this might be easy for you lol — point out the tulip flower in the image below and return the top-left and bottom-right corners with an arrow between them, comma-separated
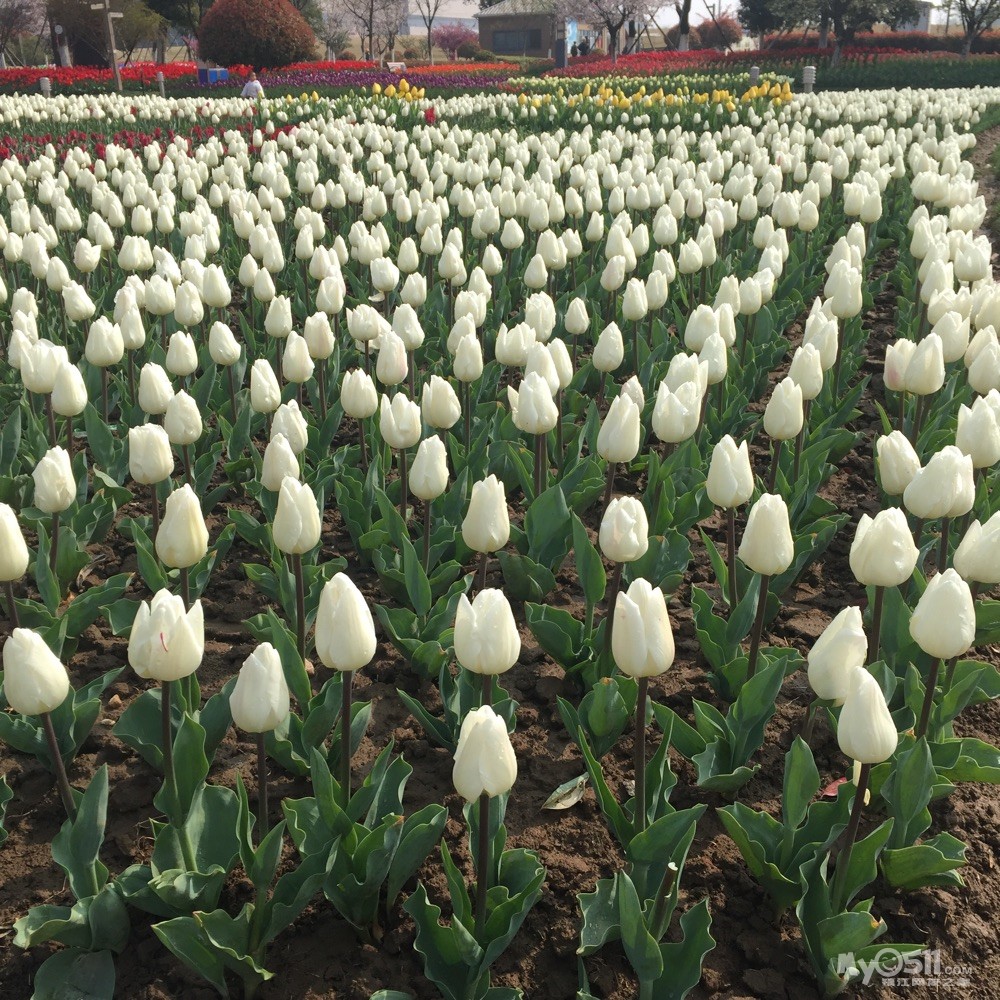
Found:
739,494 -> 794,678
454,588 -> 520,706
593,322 -> 624,400
164,390 -> 202,484
411,436 -> 449,567
156,483 -> 209,609
0,503 -> 29,625
380,393 -> 421,520
2,629 -> 74,817
230,642 -> 289,833
612,578 -> 674,832
875,431 -> 921,497
763,377 -> 804,493
463,475 -> 510,589
250,360 -> 281,416
421,375 -> 461,432
903,445 -> 974,571
452,704 -> 518,934
832,669 -> 897,910
128,588 -> 204,848
341,369 -> 378,469
261,434 -> 300,493
910,568 -> 976,736
803,605 -> 867,741
508,372 -> 558,497
165,331 -> 198,383
33,446 -> 75,575
315,573 -> 377,805
129,423 -> 173,533
597,393 -> 641,510
706,435 -> 754,609
849,508 -> 919,663
138,362 -> 174,418
273,477 -> 322,656
954,512 -> 1000,588
52,362 -> 87,455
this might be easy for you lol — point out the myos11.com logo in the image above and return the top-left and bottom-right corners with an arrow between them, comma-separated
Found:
836,948 -> 974,988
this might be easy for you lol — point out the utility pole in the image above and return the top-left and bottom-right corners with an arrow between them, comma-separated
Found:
90,0 -> 123,92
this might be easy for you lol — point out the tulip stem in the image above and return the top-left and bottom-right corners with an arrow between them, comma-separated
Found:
101,368 -> 110,424
937,517 -> 950,574
226,364 -> 239,424
179,566 -> 191,612
868,585 -> 885,664
463,383 -> 472,453
793,400 -> 811,483
182,445 -> 193,487
151,485 -> 161,538
534,433 -> 546,499
423,499 -> 433,571
800,697 -> 818,744
634,676 -> 649,835
292,553 -> 305,660
42,711 -> 76,822
317,360 -> 328,421
340,669 -> 353,808
597,371 -> 607,405
256,732 -> 269,839
161,679 -> 175,794
359,418 -> 369,472
475,551 -> 488,593
127,352 -> 137,409
45,395 -> 57,447
398,448 -> 409,522
481,672 -> 492,709
556,389 -> 564,466
831,762 -> 871,913
474,791 -> 490,941
603,561 -> 624,655
648,862 -> 679,941
912,394 -> 928,449
65,416 -> 73,461
746,574 -> 771,680
916,658 -> 943,739
603,461 -> 617,511
725,507 -> 738,610
767,439 -> 782,494
4,579 -> 19,628
49,513 -> 60,576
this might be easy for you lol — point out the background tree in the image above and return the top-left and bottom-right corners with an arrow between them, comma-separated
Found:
953,0 -> 1000,55
412,0 -> 444,60
117,0 -> 168,62
737,0 -> 786,44
327,0 -> 405,58
431,23 -> 476,57
0,0 -> 41,65
671,0 -> 693,48
696,11 -> 742,46
198,0 -> 318,66
573,0 -> 655,60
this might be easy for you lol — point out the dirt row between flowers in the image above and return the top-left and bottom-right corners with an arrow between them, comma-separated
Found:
4,149 -> 1000,1000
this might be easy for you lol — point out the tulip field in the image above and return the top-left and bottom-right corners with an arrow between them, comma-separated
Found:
3,79 -> 1000,1000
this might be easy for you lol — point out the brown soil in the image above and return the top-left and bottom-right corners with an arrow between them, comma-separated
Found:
4,144 -> 1000,1000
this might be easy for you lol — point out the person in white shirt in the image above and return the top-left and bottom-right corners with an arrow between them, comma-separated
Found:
241,72 -> 264,100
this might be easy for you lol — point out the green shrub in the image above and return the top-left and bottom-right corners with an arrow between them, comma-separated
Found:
198,0 -> 317,69
457,40 -> 479,59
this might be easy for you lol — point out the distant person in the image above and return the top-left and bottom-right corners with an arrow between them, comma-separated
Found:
579,38 -> 589,56
570,42 -> 579,57
241,71 -> 264,100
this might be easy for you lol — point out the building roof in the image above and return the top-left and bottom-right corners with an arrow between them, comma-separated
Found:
475,0 -> 557,18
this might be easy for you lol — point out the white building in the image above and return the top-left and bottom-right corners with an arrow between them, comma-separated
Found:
401,0 -> 480,36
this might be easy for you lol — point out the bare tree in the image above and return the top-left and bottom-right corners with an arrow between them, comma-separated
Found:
572,0 -> 654,60
412,0 -> 443,60
0,0 -> 42,65
672,0 -> 693,48
325,0 -> 405,59
953,0 -> 1000,55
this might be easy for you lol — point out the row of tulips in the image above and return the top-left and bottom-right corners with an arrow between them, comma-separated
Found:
0,82 -> 998,1000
